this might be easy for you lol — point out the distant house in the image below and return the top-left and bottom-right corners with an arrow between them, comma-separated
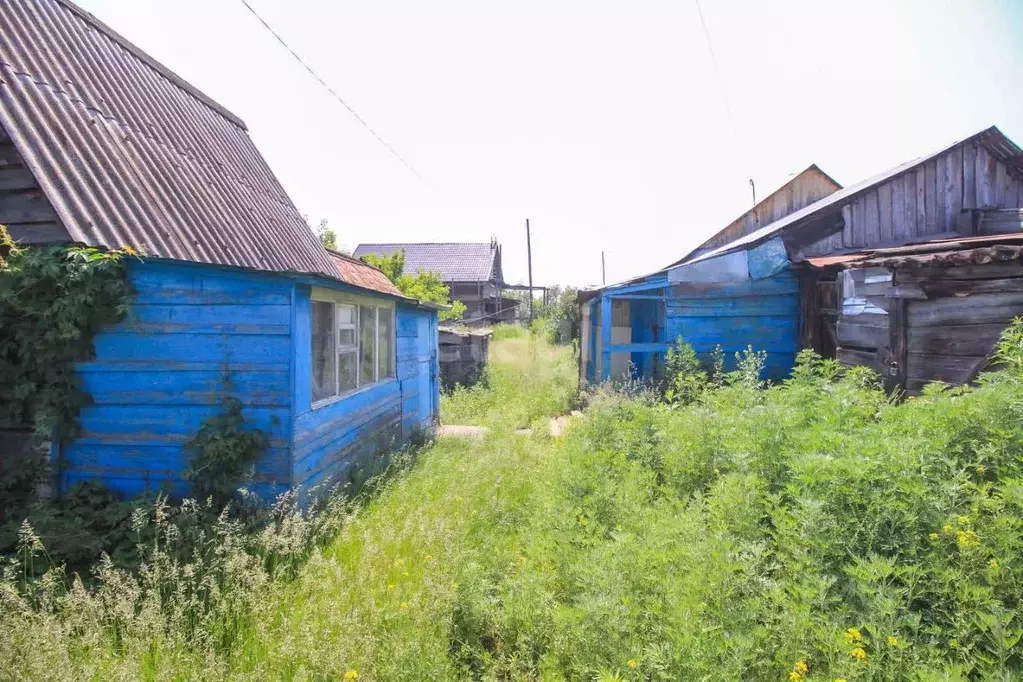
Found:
580,126 -> 1023,391
353,241 -> 520,324
0,0 -> 440,500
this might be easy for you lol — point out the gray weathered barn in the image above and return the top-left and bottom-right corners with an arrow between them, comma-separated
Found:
580,126 -> 1023,391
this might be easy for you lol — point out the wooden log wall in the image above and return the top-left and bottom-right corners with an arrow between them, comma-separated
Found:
791,141 -> 1023,260
835,260 -> 1023,392
0,125 -> 69,243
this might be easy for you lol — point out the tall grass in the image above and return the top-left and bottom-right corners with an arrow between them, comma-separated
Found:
5,327 -> 1023,680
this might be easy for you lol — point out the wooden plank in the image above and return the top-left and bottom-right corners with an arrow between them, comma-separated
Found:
837,319 -> 889,349
903,173 -> 917,238
908,290 -> 1023,327
919,277 -> 1023,298
906,352 -> 988,384
864,191 -> 882,246
851,196 -> 865,248
888,299 -> 907,393
915,167 -> 927,237
963,142 -> 977,209
997,161 -> 1016,207
878,181 -> 894,244
908,323 -> 1007,357
798,268 -> 820,352
944,146 -> 963,231
890,176 -> 906,243
842,203 -> 854,248
925,160 -> 939,234
896,261 -> 1023,283
4,221 -> 69,244
838,346 -> 879,371
977,145 -> 997,208
0,190 -> 58,223
0,166 -> 38,191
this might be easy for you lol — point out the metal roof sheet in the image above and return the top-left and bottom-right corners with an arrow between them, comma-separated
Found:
353,242 -> 498,283
688,126 -> 1023,266
0,0 -> 339,279
328,250 -> 403,297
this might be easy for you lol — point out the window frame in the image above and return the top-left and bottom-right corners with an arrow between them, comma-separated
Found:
310,288 -> 396,409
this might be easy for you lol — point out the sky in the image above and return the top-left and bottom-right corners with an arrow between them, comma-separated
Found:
76,0 -> 1023,288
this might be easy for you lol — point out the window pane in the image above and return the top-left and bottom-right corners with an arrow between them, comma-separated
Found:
338,304 -> 357,348
378,308 -> 393,379
339,350 -> 358,393
311,301 -> 336,402
360,305 -> 376,385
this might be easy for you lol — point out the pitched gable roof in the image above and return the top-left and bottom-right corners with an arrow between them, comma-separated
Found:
327,250 -> 403,297
688,126 -> 1023,265
0,0 -> 338,279
353,242 -> 498,283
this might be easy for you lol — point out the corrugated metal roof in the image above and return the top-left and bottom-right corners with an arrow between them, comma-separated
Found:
0,0 -> 339,279
328,250 -> 403,297
689,126 -> 1023,266
806,232 -> 1023,269
353,242 -> 497,283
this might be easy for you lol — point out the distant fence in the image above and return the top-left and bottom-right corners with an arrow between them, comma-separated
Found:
439,328 -> 491,390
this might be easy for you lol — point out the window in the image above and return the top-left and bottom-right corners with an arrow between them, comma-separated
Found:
311,292 -> 395,405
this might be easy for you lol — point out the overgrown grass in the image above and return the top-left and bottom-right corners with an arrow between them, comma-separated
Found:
440,334 -> 578,428
5,328 -> 1023,680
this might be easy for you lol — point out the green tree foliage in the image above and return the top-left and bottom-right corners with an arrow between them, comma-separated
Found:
532,285 -> 580,344
315,218 -> 338,251
362,249 -> 467,322
184,397 -> 269,507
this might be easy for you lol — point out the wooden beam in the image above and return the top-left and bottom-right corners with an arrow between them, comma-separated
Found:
600,295 -> 612,382
887,298 -> 907,394
603,277 -> 668,296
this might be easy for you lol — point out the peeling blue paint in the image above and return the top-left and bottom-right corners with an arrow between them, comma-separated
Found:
57,260 -> 439,502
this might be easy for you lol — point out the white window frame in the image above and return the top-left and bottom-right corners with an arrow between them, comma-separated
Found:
311,288 -> 396,409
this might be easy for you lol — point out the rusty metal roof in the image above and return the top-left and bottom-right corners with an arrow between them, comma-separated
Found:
806,232 -> 1023,269
0,0 -> 339,279
328,250 -> 404,297
689,126 -> 1023,265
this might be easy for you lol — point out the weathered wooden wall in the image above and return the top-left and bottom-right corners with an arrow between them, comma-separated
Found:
63,260 -> 295,499
438,328 -> 490,389
696,166 -> 840,254
835,260 -> 1023,391
793,141 -> 1023,259
59,260 -> 439,501
0,124 -> 69,244
292,298 -> 437,495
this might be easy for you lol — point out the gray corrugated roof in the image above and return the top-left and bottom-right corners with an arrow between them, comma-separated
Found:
353,242 -> 497,282
0,0 -> 339,279
688,126 -> 1023,265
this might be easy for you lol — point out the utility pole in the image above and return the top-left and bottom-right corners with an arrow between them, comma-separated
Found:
601,251 -> 606,285
526,218 -> 534,323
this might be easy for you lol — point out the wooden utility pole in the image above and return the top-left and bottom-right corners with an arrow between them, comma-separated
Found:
526,218 -> 534,322
601,251 -> 606,285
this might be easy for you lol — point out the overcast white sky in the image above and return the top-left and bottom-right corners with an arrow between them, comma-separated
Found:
77,0 -> 1022,287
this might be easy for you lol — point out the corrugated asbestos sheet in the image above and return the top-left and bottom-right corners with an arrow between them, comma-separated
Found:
353,242 -> 497,283
0,0 -> 339,279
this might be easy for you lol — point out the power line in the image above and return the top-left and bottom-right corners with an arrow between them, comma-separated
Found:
238,0 -> 426,182
692,0 -> 738,138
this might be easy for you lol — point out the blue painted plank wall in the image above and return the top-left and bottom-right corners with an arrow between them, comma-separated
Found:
290,296 -> 437,500
64,260 -> 294,499
665,270 -> 800,380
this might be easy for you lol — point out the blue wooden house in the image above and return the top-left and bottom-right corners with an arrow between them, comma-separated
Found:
580,127 -> 1023,386
0,0 -> 440,499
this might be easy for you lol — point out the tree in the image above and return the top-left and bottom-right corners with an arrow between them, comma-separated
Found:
362,250 -> 467,322
315,218 -> 337,251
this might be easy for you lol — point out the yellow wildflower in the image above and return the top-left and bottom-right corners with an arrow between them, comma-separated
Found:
850,647 -> 867,660
835,679 -> 848,682
627,659 -> 638,669
386,583 -> 395,591
789,672 -> 803,682
976,465 -> 986,474
455,496 -> 464,503
794,660 -> 809,674
344,671 -> 359,681
990,559 -> 1000,569
578,515 -> 587,527
844,627 -> 862,644
957,515 -> 971,525
518,555 -> 527,566
943,524 -> 953,534
887,635 -> 899,646
929,532 -> 939,541
400,601 -> 409,610
956,529 -> 980,548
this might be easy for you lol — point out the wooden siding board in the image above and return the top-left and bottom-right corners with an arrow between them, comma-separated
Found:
878,182 -> 894,244
977,145 -> 997,208
925,160 -> 939,234
842,204 -> 854,248
864,191 -> 882,245
889,177 -> 905,243
963,143 -> 977,209
915,168 -> 927,238
944,147 -> 963,232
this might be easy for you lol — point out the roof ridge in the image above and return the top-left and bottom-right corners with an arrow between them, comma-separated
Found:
356,241 -> 494,247
53,0 -> 248,130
